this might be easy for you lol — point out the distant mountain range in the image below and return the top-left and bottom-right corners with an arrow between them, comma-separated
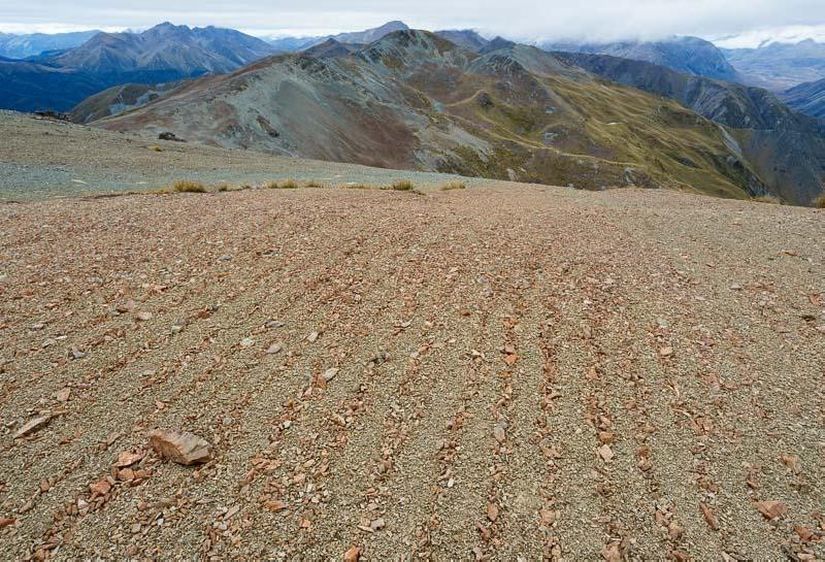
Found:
265,21 -> 409,53
0,23 -> 277,112
0,30 -> 99,59
44,23 -> 275,75
723,40 -> 825,91
541,37 -> 740,82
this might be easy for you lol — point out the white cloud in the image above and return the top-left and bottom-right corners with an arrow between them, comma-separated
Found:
712,24 -> 825,48
0,22 -> 123,34
0,0 -> 824,44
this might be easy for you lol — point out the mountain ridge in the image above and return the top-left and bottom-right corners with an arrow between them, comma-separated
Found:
782,77 -> 825,120
95,29 -> 800,202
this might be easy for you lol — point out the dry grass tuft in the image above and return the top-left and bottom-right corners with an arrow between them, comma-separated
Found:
440,181 -> 467,191
171,180 -> 207,193
267,179 -> 300,189
149,145 -> 163,152
390,179 -> 414,191
813,193 -> 825,208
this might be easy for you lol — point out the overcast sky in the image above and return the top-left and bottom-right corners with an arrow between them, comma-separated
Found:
2,0 -> 825,46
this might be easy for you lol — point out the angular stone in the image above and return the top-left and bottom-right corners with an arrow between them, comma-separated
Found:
598,444 -> 614,462
540,508 -> 557,526
756,500 -> 787,520
14,415 -> 51,439
148,429 -> 211,466
90,478 -> 112,496
344,546 -> 361,562
700,502 -> 719,530
265,499 -> 288,512
493,425 -> 506,443
114,450 -> 145,468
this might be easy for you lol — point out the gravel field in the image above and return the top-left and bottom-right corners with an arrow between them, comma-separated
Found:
1,110 -> 824,560
0,176 -> 823,560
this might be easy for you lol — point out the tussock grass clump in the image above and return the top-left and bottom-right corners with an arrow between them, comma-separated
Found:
149,145 -> 163,152
390,180 -> 414,191
341,183 -> 374,190
171,180 -> 207,193
267,179 -> 300,189
440,181 -> 466,191
753,194 -> 782,205
219,184 -> 252,193
813,193 -> 825,208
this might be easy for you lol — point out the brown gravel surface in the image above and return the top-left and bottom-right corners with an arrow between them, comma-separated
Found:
0,185 -> 823,561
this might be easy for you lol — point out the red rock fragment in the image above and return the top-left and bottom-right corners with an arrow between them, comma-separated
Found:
601,541 -> 622,562
89,478 -> 112,496
780,454 -> 801,474
672,550 -> 689,562
756,500 -> 787,520
598,431 -> 615,444
700,502 -> 719,530
265,500 -> 288,512
148,429 -> 211,466
343,546 -> 361,562
117,469 -> 136,481
795,526 -> 814,542
598,444 -> 614,462
540,508 -> 557,527
114,450 -> 144,468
